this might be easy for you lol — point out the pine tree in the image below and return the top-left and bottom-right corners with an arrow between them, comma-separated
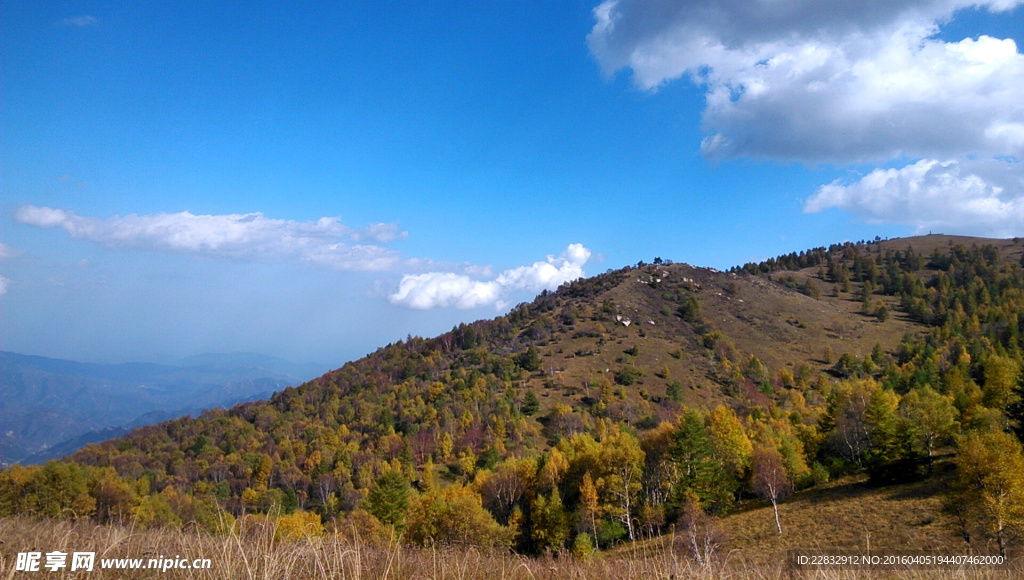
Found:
365,470 -> 411,531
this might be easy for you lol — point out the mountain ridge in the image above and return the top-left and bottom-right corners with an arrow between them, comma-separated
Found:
0,350 -> 329,466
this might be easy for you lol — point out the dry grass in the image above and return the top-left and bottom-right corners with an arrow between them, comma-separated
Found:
718,473 -> 963,557
1,516 -> 1018,579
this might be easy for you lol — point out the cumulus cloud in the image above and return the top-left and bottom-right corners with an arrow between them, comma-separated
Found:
805,158 -> 1024,236
389,274 -> 502,310
589,0 -> 1024,235
389,243 -> 592,310
589,0 -> 1024,163
14,206 -> 407,271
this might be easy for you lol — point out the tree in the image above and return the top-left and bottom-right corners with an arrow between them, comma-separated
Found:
90,467 -> 137,525
521,390 -> 540,416
823,379 -> 877,466
640,422 -> 678,513
952,430 -> 1024,557
32,461 -> 96,520
599,426 -> 645,541
478,456 -> 536,525
831,353 -> 859,378
706,405 -> 752,482
681,490 -> 720,567
669,409 -> 733,514
571,532 -> 597,561
752,444 -> 792,535
875,304 -> 889,322
863,386 -> 919,483
405,484 -> 511,548
982,355 -> 1021,417
517,346 -> 542,372
899,387 -> 959,473
531,488 -> 569,553
365,470 -> 411,531
804,278 -> 822,300
678,296 -> 701,323
666,380 -> 683,402
579,471 -> 601,543
615,365 -> 643,386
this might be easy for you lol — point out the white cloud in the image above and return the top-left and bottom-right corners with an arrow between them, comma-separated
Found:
389,273 -> 502,310
589,0 -> 1024,235
805,158 -> 1024,236
14,206 -> 406,271
0,275 -> 8,296
389,243 -> 592,310
588,0 -> 1024,163
58,15 -> 99,27
0,242 -> 19,260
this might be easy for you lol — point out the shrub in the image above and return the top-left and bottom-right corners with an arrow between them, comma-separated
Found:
571,532 -> 597,560
275,510 -> 324,540
615,366 -> 643,386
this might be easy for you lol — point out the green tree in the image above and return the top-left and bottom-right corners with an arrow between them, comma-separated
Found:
669,409 -> 733,515
678,296 -> 701,323
517,346 -> 542,372
365,470 -> 411,531
571,532 -> 597,560
522,390 -> 540,416
823,379 -> 877,467
615,365 -> 643,386
666,380 -> 683,402
132,490 -> 181,529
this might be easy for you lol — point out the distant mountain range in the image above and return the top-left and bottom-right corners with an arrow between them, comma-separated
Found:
0,351 -> 328,466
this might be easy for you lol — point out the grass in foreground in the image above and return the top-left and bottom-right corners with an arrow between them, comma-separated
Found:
1,516 -> 1018,579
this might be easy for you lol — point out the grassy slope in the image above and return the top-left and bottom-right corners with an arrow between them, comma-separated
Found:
511,257 -> 919,419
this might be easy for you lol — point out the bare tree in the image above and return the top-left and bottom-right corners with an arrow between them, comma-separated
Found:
316,473 -> 336,505
681,490 -> 721,567
752,444 -> 792,535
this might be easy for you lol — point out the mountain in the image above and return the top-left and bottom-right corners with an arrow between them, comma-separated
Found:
0,351 -> 328,466
4,234 -> 1024,556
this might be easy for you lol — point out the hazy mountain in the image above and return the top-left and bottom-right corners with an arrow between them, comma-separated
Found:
0,351 -> 328,466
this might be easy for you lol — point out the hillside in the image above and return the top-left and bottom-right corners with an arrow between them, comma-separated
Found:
2,234 -> 1023,562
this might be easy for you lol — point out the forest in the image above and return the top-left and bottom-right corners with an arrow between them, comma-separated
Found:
2,235 -> 1023,562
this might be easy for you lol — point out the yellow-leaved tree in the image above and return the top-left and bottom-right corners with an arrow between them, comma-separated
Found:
952,430 -> 1024,557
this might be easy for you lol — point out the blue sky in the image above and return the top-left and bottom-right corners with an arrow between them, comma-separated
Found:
2,1 -> 1022,366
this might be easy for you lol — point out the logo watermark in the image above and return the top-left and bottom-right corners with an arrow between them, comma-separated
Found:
15,551 -> 211,573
